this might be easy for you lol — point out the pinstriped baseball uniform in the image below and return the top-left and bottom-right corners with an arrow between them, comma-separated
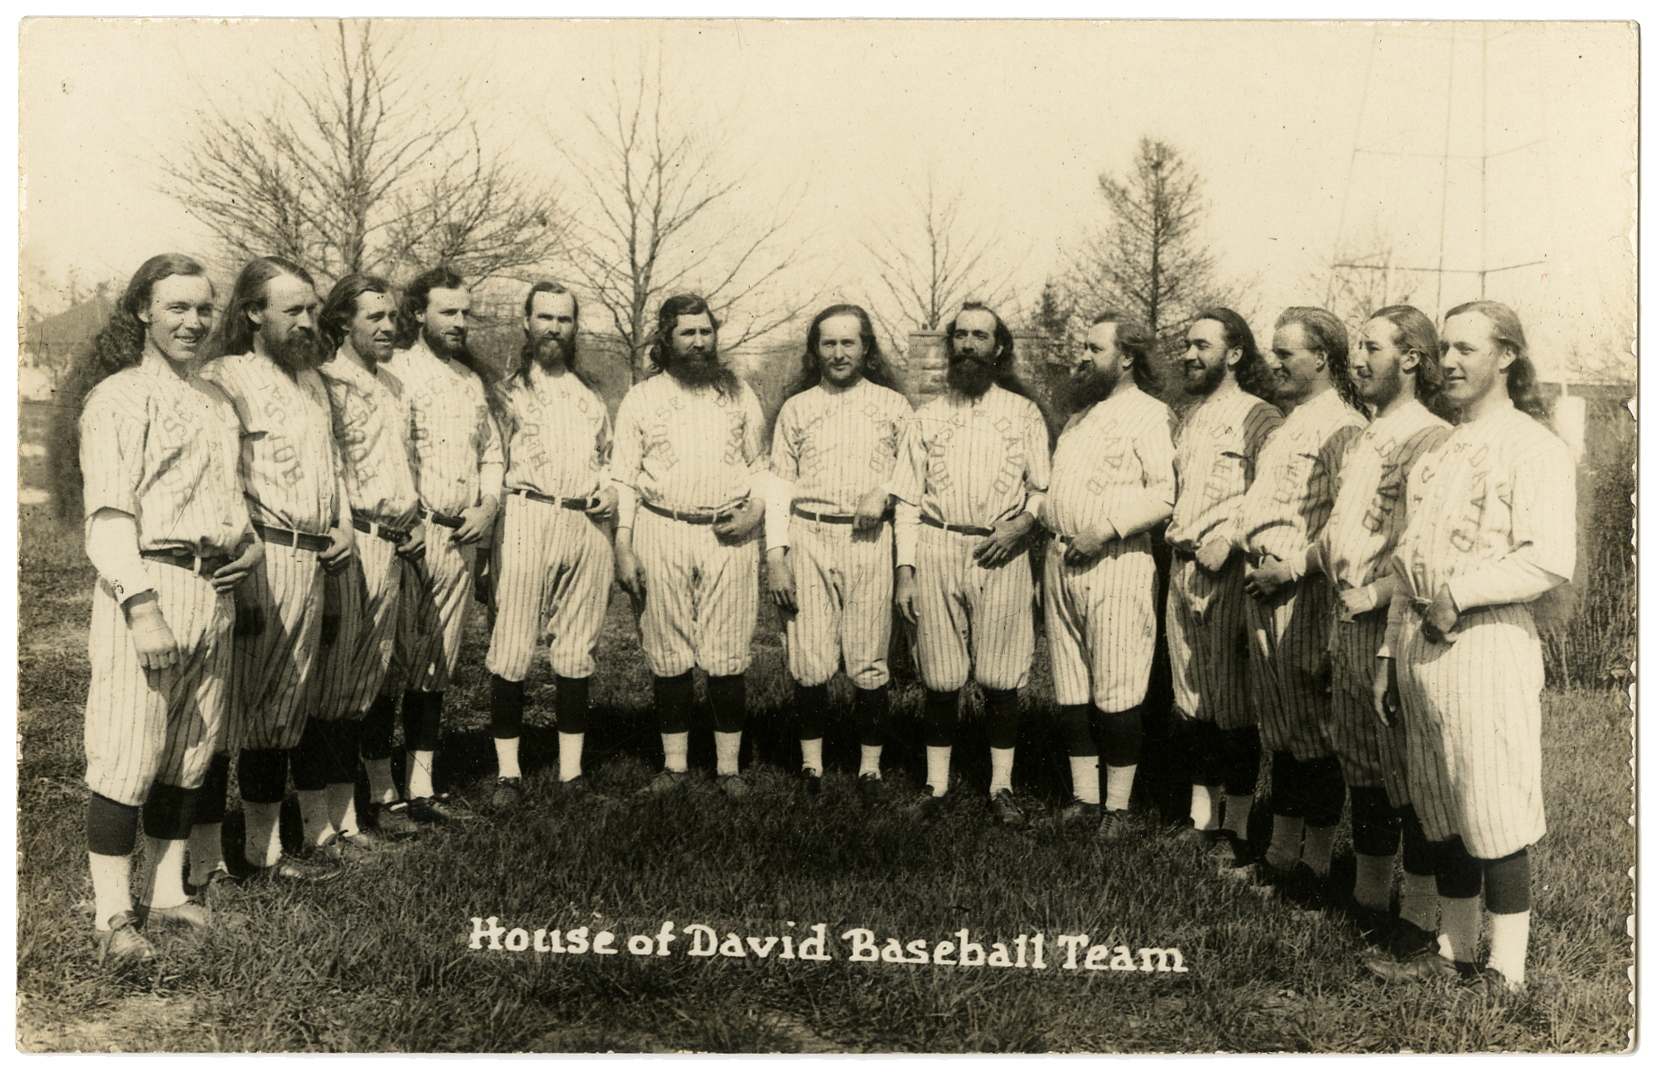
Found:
382,338 -> 505,693
890,384 -> 1051,693
1041,383 -> 1175,710
1319,400 -> 1450,799
80,354 -> 246,805
766,378 -> 911,690
309,350 -> 420,721
1236,388 -> 1366,760
613,373 -> 769,677
486,366 -> 614,682
1164,386 -> 1283,730
201,352 -> 343,752
1388,405 -> 1575,859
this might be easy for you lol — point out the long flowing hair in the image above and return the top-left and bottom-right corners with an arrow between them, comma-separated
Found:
396,265 -> 484,375
1443,299 -> 1549,421
647,294 -> 740,398
48,253 -> 210,520
208,255 -> 314,360
1276,306 -> 1365,415
1191,306 -> 1270,402
1369,304 -> 1454,421
783,303 -> 898,401
320,273 -> 395,355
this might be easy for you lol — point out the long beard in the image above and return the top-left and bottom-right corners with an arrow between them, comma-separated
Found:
1069,366 -> 1117,409
271,329 -> 324,372
669,351 -> 734,391
532,335 -> 572,372
1184,360 -> 1226,397
946,356 -> 995,397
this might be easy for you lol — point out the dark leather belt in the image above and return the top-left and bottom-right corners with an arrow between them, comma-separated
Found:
642,500 -> 722,526
141,549 -> 231,577
512,488 -> 595,512
1171,546 -> 1197,561
421,507 -> 467,530
352,511 -> 411,546
920,513 -> 993,538
253,522 -> 331,552
792,504 -> 893,525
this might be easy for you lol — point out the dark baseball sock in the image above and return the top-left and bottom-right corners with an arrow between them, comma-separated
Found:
322,719 -> 361,786
360,694 -> 399,760
289,719 -> 331,792
1482,848 -> 1532,915
1271,750 -> 1303,819
402,690 -> 443,753
1175,713 -> 1218,786
1399,805 -> 1434,876
1058,704 -> 1096,756
707,675 -> 745,734
238,748 -> 289,805
554,676 -> 590,736
141,782 -> 198,841
1221,726 -> 1262,796
1349,785 -> 1400,857
87,793 -> 139,857
1300,754 -> 1347,829
923,688 -> 959,748
1433,835 -> 1484,900
982,687 -> 1020,751
490,675 -> 524,739
192,753 -> 232,826
853,686 -> 887,747
795,681 -> 831,742
1099,705 -> 1144,767
655,672 -> 694,735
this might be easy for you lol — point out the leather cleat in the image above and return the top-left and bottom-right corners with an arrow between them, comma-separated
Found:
798,770 -> 823,798
1351,905 -> 1396,949
408,793 -> 477,825
183,865 -> 234,900
990,788 -> 1027,829
1098,808 -> 1132,842
558,774 -> 592,804
136,901 -> 213,933
1469,965 -> 1527,1000
1178,826 -> 1220,852
256,853 -> 344,885
1366,948 -> 1461,986
96,911 -> 157,970
1385,919 -> 1439,961
642,769 -> 690,796
856,773 -> 887,805
718,773 -> 751,801
1207,831 -> 1256,869
317,830 -> 384,866
489,776 -> 524,811
1057,799 -> 1102,828
903,786 -> 947,821
364,800 -> 419,839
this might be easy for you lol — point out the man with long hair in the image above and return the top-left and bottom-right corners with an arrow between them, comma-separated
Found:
1368,300 -> 1574,997
309,273 -> 426,845
380,266 -> 504,824
53,254 -> 263,967
1164,308 -> 1282,863
1313,305 -> 1452,955
199,256 -> 354,884
1040,314 -> 1176,839
1234,306 -> 1366,907
765,304 -> 910,800
891,302 -> 1051,827
482,282 -> 617,810
612,294 -> 768,798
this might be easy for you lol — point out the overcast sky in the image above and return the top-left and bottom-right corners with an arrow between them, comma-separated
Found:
17,18 -> 1636,377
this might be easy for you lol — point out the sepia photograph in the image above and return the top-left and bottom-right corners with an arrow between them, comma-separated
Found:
13,14 -> 1637,1054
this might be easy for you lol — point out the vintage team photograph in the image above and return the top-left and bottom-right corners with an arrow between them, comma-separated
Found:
14,16 -> 1636,1053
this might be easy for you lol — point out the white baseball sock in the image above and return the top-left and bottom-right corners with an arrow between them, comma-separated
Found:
1399,872 -> 1439,933
1103,764 -> 1137,812
1300,825 -> 1337,878
558,732 -> 585,782
800,738 -> 824,776
1353,853 -> 1394,912
1266,815 -> 1304,872
989,747 -> 1016,796
714,731 -> 742,777
924,746 -> 952,795
1189,784 -> 1219,830
1485,910 -> 1530,985
363,758 -> 399,805
858,744 -> 883,779
406,750 -> 436,800
494,736 -> 521,780
242,800 -> 284,868
89,851 -> 133,932
187,824 -> 225,885
327,783 -> 359,838
662,732 -> 689,773
1437,896 -> 1482,964
138,836 -> 189,910
1070,756 -> 1101,805
297,789 -> 334,849
1224,793 -> 1254,840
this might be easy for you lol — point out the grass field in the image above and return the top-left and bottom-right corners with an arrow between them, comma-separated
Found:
14,401 -> 1635,1053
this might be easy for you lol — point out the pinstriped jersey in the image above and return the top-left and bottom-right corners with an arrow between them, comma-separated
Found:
766,378 -> 911,547
494,365 -> 612,499
1165,385 -> 1282,551
1042,383 -> 1176,541
890,384 -> 1051,527
612,372 -> 769,512
317,350 -> 420,531
1394,405 -> 1576,611
79,352 -> 249,555
1321,399 -> 1451,591
200,352 -> 342,533
1237,388 -> 1366,572
383,339 -> 505,517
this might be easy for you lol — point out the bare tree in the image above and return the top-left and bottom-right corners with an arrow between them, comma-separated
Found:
163,21 -> 567,288
1318,218 -> 1426,328
862,174 -> 1019,351
554,52 -> 818,381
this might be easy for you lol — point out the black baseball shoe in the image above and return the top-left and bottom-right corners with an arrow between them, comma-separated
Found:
408,793 -> 477,825
363,800 -> 419,839
989,788 -> 1027,829
798,769 -> 823,799
1365,948 -> 1463,986
558,774 -> 592,804
856,773 -> 888,806
1098,808 -> 1133,842
489,777 -> 524,811
1279,863 -> 1338,913
95,911 -> 156,970
641,769 -> 690,797
254,852 -> 345,885
1056,799 -> 1102,828
903,785 -> 947,821
718,773 -> 751,801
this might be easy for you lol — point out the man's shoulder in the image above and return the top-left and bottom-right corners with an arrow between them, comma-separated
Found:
1495,408 -> 1572,466
82,367 -> 151,417
865,381 -> 912,414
